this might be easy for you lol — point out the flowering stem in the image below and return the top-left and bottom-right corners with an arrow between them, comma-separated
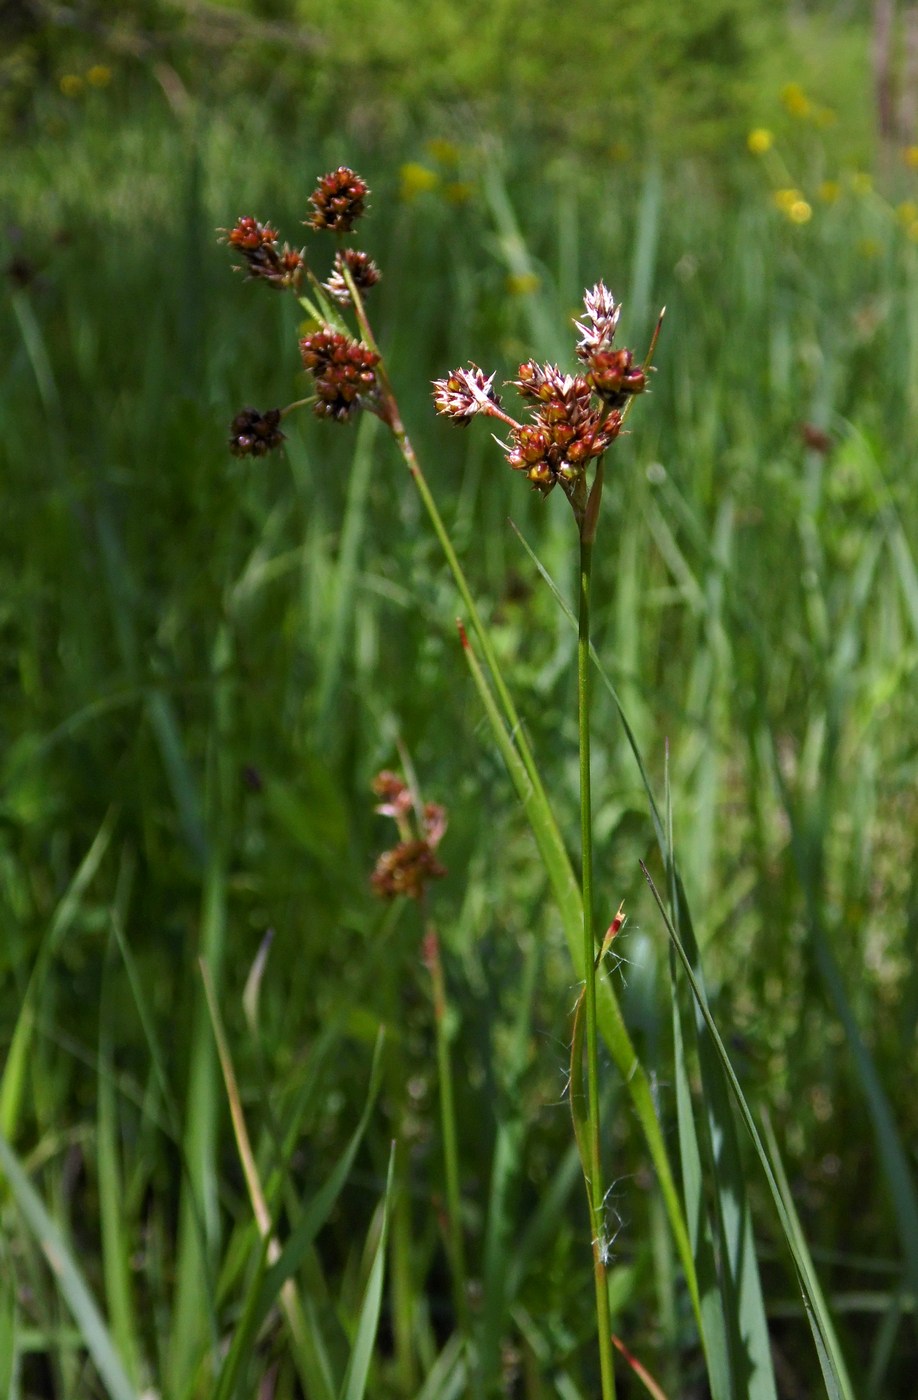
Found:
578,466 -> 616,1400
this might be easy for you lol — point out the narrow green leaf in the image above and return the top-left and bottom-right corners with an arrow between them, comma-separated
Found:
98,961 -> 141,1386
456,620 -> 701,1329
0,1132 -> 140,1400
413,1334 -> 467,1400
0,1264 -> 16,1399
642,864 -> 855,1400
213,1032 -> 385,1400
256,1033 -> 385,1326
0,809 -> 117,1140
671,972 -> 732,1400
760,1112 -> 855,1399
479,939 -> 540,1382
338,1145 -> 396,1400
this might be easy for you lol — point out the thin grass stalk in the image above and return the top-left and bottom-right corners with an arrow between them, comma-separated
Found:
390,1140 -> 418,1395
198,957 -> 316,1396
577,476 -> 616,1400
422,925 -> 473,1358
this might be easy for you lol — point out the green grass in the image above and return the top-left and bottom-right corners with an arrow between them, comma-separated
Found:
1,71 -> 918,1399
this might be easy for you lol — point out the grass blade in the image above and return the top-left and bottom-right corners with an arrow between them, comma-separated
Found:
0,1131 -> 140,1400
456,619 -> 701,1331
641,864 -> 855,1400
338,1145 -> 396,1400
760,1111 -> 855,1398
0,809 -> 117,1140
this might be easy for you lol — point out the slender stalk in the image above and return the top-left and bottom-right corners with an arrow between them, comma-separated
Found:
578,470 -> 616,1400
422,926 -> 473,1357
390,1135 -> 417,1395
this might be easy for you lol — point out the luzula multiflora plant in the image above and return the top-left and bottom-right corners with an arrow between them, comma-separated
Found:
434,293 -> 656,1400
224,169 -> 668,1397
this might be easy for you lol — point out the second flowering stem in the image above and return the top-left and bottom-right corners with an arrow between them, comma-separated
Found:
577,465 -> 617,1400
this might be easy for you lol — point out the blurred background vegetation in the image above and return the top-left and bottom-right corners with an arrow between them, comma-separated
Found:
2,1 -> 918,1397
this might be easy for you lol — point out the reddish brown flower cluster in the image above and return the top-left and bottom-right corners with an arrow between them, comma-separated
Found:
323,248 -> 381,306
370,770 -> 447,902
228,407 -> 285,458
223,169 -> 385,447
432,284 -> 648,509
224,217 -> 305,291
307,167 -> 369,234
505,363 -> 621,497
574,281 -> 646,408
299,329 -> 381,421
371,840 -> 448,901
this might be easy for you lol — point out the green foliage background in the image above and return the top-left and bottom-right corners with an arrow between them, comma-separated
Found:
1,2 -> 917,1397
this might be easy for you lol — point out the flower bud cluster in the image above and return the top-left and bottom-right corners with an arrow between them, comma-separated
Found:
370,770 -> 448,901
432,284 -> 647,507
431,364 -> 502,424
224,168 -> 382,448
575,281 -> 646,408
308,166 -> 370,233
225,217 -> 305,291
504,364 -> 622,497
228,407 -> 285,458
299,329 -> 381,421
323,248 -> 382,306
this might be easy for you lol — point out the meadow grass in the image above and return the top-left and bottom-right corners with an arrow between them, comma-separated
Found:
1,88 -> 917,1397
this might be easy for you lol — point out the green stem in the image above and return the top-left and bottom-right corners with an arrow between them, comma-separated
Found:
390,1137 -> 417,1395
422,926 -> 474,1362
578,494 -> 617,1400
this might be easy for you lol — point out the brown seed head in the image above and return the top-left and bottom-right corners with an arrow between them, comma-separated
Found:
308,167 -> 370,234
503,367 -> 621,497
225,217 -> 305,290
583,347 -> 646,408
299,328 -> 380,422
323,248 -> 381,306
370,840 -> 447,901
226,216 -> 278,252
372,770 -> 413,822
228,407 -> 285,458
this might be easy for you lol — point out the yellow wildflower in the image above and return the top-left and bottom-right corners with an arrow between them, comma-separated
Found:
747,128 -> 774,155
774,188 -> 800,211
788,199 -> 812,224
59,74 -> 84,97
902,146 -> 918,170
505,272 -> 541,297
897,200 -> 918,225
425,138 -> 461,167
818,180 -> 840,204
87,65 -> 112,87
399,163 -> 440,200
781,82 -> 810,119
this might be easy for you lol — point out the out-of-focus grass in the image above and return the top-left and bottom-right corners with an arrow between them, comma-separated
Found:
1,83 -> 917,1395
